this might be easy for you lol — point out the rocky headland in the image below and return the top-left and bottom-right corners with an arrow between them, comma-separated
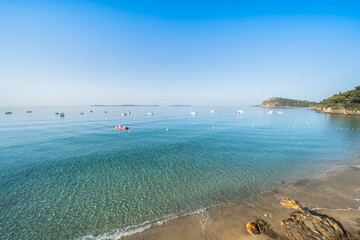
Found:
314,86 -> 360,116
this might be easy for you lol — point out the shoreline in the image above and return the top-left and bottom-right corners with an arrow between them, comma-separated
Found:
313,107 -> 360,116
118,158 -> 360,240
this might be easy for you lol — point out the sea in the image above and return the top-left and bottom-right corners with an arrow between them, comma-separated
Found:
1,106 -> 360,239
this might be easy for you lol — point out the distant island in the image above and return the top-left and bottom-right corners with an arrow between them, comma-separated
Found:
314,86 -> 360,115
92,105 -> 160,107
169,105 -> 192,107
260,97 -> 317,108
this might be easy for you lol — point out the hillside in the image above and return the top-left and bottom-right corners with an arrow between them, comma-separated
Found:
314,86 -> 360,115
260,97 -> 317,108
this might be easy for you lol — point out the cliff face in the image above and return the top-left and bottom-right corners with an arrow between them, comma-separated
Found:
313,107 -> 360,115
260,97 -> 316,108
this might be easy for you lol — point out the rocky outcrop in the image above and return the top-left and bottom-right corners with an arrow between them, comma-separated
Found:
280,199 -> 350,240
313,107 -> 360,116
280,199 -> 302,210
245,219 -> 269,235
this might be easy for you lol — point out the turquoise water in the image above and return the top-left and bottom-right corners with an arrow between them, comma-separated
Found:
1,106 -> 360,240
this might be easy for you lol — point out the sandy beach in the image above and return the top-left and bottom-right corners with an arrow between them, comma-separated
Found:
123,158 -> 360,240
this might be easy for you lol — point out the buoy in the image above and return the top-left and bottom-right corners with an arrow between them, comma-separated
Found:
212,127 -> 215,130
252,125 -> 254,127
166,128 -> 168,131
128,130 -> 131,133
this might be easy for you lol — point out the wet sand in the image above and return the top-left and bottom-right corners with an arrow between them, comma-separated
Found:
123,158 -> 360,240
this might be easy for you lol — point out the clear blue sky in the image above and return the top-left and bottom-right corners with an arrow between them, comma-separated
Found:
1,0 -> 360,106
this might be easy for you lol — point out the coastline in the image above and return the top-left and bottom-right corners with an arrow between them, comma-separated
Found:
313,107 -> 360,116
120,158 -> 360,240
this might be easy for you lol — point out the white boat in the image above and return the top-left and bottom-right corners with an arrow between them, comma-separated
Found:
210,110 -> 215,113
235,110 -> 245,114
127,111 -> 131,115
267,110 -> 273,114
190,112 -> 197,115
147,112 -> 153,115
121,112 -> 127,116
277,111 -> 283,114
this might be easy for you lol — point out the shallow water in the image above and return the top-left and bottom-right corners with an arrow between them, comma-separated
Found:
1,106 -> 360,239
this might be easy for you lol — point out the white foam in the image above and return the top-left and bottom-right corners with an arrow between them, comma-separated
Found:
79,208 -> 208,240
311,207 -> 359,212
80,222 -> 151,240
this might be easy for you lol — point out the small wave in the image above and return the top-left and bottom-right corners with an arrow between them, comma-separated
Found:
80,222 -> 152,240
311,207 -> 359,211
79,208 -> 208,240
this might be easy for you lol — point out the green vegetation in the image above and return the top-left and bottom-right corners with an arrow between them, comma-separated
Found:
260,97 -> 317,108
316,86 -> 360,111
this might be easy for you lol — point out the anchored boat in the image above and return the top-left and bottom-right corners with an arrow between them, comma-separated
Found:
115,125 -> 129,130
235,110 -> 245,114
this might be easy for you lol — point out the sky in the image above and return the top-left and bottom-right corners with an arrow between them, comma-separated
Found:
1,0 -> 360,106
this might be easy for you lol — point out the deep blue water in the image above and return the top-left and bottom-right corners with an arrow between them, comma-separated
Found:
1,106 -> 360,239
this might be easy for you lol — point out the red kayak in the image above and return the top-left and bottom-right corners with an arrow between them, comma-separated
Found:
115,125 -> 129,130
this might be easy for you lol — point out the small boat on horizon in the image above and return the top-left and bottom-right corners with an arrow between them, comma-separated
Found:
26,110 -> 32,113
115,125 -> 129,130
60,113 -> 65,117
80,112 -> 84,115
127,111 -> 131,115
267,110 -> 273,114
210,110 -> 215,113
147,112 -> 153,115
190,112 -> 197,115
122,112 -> 127,116
90,110 -> 93,113
55,112 -> 60,115
277,111 -> 283,114
5,112 -> 12,114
